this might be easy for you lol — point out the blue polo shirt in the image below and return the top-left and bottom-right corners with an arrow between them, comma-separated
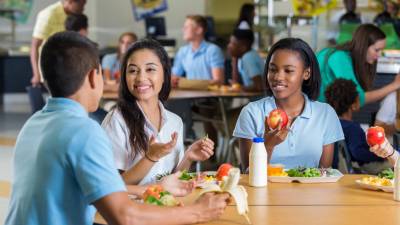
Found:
5,98 -> 126,225
238,49 -> 264,87
172,40 -> 224,80
233,95 -> 344,168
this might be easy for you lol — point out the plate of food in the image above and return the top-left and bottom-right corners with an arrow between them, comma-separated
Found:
355,169 -> 394,192
268,166 -> 343,183
179,170 -> 218,188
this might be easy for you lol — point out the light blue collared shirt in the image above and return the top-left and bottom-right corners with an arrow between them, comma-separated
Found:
233,95 -> 344,168
172,40 -> 224,80
5,98 -> 126,225
238,49 -> 264,87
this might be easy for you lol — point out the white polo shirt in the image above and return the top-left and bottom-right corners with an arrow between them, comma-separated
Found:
376,91 -> 396,125
101,102 -> 185,185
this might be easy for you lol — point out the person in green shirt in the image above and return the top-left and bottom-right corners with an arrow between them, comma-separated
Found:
317,23 -> 400,106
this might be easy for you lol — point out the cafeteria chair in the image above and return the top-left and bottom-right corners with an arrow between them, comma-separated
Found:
26,85 -> 45,114
336,23 -> 359,45
333,140 -> 360,174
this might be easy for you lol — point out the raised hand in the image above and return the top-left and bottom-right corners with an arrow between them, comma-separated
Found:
263,116 -> 291,151
146,132 -> 178,161
185,137 -> 214,162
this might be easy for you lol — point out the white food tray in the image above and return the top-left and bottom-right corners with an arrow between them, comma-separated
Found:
268,169 -> 343,183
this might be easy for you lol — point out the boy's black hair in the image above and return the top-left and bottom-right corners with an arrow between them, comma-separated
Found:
325,78 -> 358,116
65,13 -> 88,32
232,29 -> 254,49
264,38 -> 321,100
40,31 -> 99,97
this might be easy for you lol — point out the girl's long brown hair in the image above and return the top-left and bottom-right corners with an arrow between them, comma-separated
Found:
117,39 -> 171,158
329,24 -> 385,90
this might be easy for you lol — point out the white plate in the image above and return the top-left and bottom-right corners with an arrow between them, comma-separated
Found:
268,169 -> 344,183
355,179 -> 393,193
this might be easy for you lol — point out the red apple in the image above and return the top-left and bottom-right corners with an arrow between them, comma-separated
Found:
366,126 -> 385,146
267,109 -> 288,130
216,163 -> 233,181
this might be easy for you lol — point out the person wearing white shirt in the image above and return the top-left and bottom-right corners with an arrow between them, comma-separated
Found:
102,39 -> 214,185
375,91 -> 399,136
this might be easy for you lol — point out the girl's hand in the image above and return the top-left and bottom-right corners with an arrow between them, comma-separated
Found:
147,132 -> 178,161
263,116 -> 291,152
185,137 -> 214,162
369,138 -> 394,158
159,171 -> 195,197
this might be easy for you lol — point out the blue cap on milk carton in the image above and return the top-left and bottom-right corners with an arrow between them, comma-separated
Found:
252,137 -> 264,143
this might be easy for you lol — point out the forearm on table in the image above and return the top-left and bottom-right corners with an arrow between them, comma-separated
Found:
95,192 -> 201,225
211,68 -> 224,85
122,157 -> 156,185
126,185 -> 147,196
365,83 -> 398,104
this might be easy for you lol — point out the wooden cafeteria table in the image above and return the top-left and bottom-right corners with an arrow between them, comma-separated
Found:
94,175 -> 400,225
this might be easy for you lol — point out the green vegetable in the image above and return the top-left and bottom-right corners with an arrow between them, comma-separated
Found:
287,167 -> 321,177
144,195 -> 163,206
378,168 -> 394,179
179,170 -> 194,180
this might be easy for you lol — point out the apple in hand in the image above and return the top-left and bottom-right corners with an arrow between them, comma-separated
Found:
366,126 -> 385,146
266,109 -> 288,130
216,163 -> 233,181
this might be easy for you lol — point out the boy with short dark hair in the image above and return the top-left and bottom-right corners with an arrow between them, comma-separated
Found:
65,13 -> 88,36
5,31 -> 229,225
227,29 -> 264,92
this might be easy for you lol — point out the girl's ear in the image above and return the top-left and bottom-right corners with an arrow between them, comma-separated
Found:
303,68 -> 311,81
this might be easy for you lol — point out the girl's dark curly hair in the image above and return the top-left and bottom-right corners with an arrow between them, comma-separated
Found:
325,78 -> 358,116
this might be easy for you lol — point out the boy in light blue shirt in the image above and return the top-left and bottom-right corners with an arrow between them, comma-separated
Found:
227,29 -> 264,92
5,31 -> 229,225
171,15 -> 224,86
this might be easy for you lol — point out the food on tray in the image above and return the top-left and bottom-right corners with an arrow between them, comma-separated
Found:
287,167 -> 321,177
378,168 -> 394,179
197,167 -> 250,224
230,83 -> 242,92
267,109 -> 288,130
268,164 -> 287,176
366,126 -> 385,146
143,185 -> 181,206
216,163 -> 233,181
360,176 -> 393,187
207,84 -> 242,92
178,170 -> 217,187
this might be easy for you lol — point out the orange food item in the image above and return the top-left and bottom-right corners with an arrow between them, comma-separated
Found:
230,83 -> 242,92
142,185 -> 163,200
268,164 -> 284,176
220,85 -> 230,92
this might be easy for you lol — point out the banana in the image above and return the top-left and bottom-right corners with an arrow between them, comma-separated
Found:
197,168 -> 251,224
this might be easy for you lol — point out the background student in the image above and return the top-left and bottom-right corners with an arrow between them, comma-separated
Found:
227,29 -> 264,92
317,24 -> 400,106
325,78 -> 392,174
30,0 -> 86,86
